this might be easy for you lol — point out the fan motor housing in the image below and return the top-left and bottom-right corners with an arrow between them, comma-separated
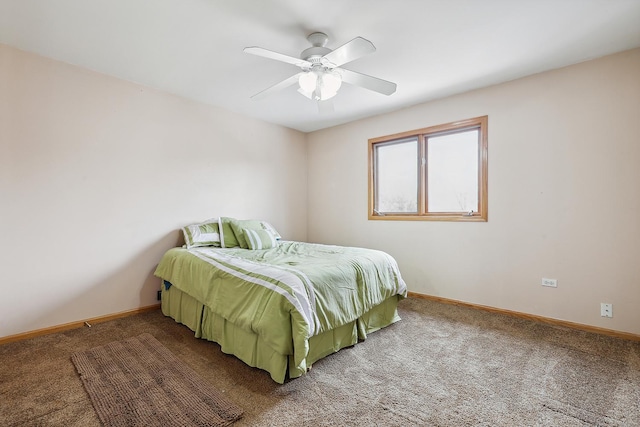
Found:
301,32 -> 332,62
301,46 -> 331,62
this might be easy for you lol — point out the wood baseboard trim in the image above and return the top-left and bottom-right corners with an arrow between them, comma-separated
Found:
0,304 -> 161,345
408,292 -> 640,342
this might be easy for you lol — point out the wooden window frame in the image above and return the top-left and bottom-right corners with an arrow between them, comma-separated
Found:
368,116 -> 488,222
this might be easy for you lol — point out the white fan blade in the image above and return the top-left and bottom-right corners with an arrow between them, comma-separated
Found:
322,37 -> 376,67
339,68 -> 397,95
250,73 -> 302,100
244,47 -> 311,68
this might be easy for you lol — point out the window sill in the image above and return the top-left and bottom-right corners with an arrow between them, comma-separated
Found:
368,214 -> 487,222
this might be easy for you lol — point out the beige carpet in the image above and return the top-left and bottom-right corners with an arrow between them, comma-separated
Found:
1,297 -> 639,426
71,333 -> 243,427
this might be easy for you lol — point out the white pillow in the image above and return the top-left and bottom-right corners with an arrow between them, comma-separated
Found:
260,221 -> 282,240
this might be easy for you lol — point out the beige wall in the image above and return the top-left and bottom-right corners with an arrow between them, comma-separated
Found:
0,44 -> 307,338
2,43 -> 639,339
307,49 -> 640,335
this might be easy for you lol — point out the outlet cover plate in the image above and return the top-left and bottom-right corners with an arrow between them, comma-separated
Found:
600,303 -> 613,318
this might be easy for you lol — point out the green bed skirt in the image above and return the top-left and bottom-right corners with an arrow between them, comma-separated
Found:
161,284 -> 402,383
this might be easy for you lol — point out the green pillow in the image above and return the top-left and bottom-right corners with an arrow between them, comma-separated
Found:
182,219 -> 221,248
243,228 -> 278,250
223,217 -> 266,249
218,217 -> 240,248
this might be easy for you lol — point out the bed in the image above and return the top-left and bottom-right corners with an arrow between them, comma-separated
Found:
154,218 -> 407,383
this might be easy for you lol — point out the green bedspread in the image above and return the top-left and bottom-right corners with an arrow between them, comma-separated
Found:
154,241 -> 407,375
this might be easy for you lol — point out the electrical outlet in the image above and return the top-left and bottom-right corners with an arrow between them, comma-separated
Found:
541,278 -> 557,287
600,303 -> 613,318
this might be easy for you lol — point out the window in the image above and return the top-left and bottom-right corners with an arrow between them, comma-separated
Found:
369,116 -> 487,221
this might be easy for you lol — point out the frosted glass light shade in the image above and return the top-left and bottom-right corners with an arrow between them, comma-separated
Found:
320,71 -> 342,100
298,72 -> 318,93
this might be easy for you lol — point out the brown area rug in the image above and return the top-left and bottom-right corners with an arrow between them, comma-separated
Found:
71,333 -> 243,427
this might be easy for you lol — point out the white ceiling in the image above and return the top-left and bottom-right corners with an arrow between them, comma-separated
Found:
1,0 -> 639,133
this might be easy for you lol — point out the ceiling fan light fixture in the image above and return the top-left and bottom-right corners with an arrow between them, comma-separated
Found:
298,69 -> 342,101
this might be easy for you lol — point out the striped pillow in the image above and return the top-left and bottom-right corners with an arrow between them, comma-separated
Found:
243,228 -> 278,250
182,219 -> 221,248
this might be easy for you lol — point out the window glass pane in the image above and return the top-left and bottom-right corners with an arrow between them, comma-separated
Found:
375,139 -> 418,213
427,130 -> 478,213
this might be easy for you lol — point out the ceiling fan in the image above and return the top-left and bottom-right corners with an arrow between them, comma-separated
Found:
243,32 -> 397,103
